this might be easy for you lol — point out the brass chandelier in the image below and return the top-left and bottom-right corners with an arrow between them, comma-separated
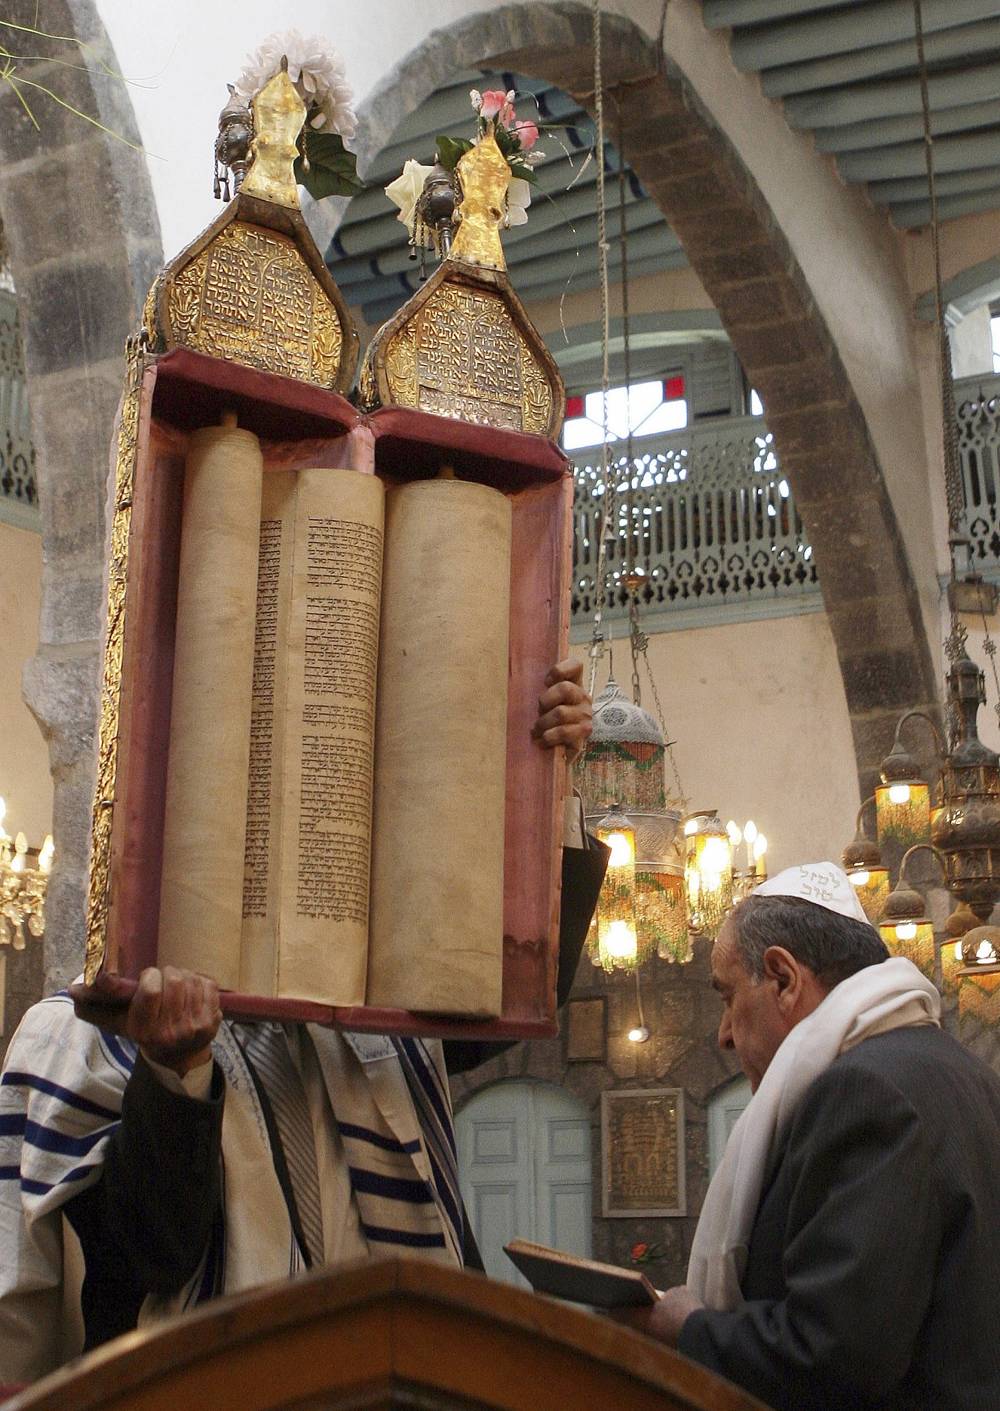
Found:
574,5 -> 769,980
841,0 -> 1000,1027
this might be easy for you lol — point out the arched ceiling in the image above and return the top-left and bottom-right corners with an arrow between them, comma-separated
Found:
704,0 -> 1000,229
326,70 -> 688,333
330,5 -> 1000,343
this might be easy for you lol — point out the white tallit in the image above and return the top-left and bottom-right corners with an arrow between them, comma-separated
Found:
687,956 -> 940,1311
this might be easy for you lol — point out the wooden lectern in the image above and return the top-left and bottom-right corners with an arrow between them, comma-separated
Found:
2,1259 -> 771,1411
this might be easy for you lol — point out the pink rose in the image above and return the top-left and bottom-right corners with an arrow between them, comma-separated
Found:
514,119 -> 539,150
479,89 -> 507,119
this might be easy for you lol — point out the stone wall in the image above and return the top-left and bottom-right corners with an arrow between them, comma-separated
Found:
0,1 -> 162,989
450,938 -> 741,1293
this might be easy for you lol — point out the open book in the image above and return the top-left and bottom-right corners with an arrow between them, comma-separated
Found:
504,1239 -> 659,1308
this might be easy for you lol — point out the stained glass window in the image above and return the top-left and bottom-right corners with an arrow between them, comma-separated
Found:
562,376 -> 687,451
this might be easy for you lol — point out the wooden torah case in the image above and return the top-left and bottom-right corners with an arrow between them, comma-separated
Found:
82,73 -> 573,1040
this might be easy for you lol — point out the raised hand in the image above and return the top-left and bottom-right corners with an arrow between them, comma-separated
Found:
531,658 -> 593,764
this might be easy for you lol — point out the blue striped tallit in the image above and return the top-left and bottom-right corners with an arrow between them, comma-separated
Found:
0,993 -> 133,1381
392,1037 -> 464,1261
310,1028 -> 459,1265
0,1000 -> 459,1381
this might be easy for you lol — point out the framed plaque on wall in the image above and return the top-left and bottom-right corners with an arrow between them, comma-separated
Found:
565,996 -> 606,1062
601,1088 -> 686,1218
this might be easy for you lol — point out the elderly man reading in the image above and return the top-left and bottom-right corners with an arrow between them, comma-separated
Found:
634,862 -> 1000,1411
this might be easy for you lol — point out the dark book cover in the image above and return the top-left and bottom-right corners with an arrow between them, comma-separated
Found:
504,1238 -> 658,1309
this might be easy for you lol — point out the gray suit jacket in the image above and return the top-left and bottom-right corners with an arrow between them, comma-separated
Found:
680,1026 -> 1000,1410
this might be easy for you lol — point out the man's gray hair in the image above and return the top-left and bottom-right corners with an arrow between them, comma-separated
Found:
730,894 -> 889,989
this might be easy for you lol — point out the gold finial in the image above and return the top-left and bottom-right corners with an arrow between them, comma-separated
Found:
450,126 -> 510,271
241,66 -> 305,209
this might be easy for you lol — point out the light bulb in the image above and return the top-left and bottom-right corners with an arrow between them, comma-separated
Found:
683,817 -> 699,836
605,920 -> 638,960
977,939 -> 996,963
753,834 -> 767,861
888,784 -> 912,805
726,820 -> 742,846
850,870 -> 870,888
895,922 -> 918,942
14,832 -> 27,855
700,837 -> 730,880
744,820 -> 758,846
605,829 -> 635,868
10,853 -> 25,875
38,836 -> 54,874
627,1025 -> 650,1043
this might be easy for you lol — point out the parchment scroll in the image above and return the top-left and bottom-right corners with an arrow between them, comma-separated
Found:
157,424 -> 263,986
367,478 -> 512,1016
239,466 -> 385,1005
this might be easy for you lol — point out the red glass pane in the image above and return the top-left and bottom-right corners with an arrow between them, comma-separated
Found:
664,375 -> 685,401
565,395 -> 585,418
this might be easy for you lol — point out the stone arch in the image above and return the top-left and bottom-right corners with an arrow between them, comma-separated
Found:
349,1 -> 941,799
0,1 -> 162,985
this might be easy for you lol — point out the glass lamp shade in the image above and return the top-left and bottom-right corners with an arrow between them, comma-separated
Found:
847,865 -> 891,924
594,807 -> 637,868
636,864 -> 690,963
684,813 -> 734,940
588,807 -> 646,972
875,780 -> 931,850
941,938 -> 965,998
878,916 -> 935,981
959,959 -> 1000,1025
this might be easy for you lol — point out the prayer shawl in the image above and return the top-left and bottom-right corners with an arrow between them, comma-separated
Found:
687,957 -> 940,1311
0,993 -> 458,1381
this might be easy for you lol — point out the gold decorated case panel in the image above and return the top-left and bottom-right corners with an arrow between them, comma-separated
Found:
163,220 -> 343,388
384,282 -> 553,434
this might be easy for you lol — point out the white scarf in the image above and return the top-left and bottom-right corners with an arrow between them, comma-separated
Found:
687,957 -> 940,1310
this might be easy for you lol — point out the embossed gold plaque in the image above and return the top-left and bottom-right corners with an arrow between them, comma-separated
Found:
159,222 -> 345,386
359,134 -> 563,438
145,70 -> 357,393
601,1088 -> 686,1217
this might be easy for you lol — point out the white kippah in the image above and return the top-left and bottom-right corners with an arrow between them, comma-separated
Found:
752,862 -> 871,925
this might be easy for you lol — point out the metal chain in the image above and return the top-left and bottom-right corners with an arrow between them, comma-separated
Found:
642,651 -> 688,809
586,0 -> 615,700
978,592 -> 1000,729
615,96 -> 646,709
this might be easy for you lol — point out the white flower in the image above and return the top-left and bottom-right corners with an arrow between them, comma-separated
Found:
470,89 -> 483,112
385,159 -> 437,245
233,29 -> 357,140
506,175 -> 532,227
524,150 -> 546,167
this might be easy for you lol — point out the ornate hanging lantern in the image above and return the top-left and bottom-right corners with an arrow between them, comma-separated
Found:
577,684 -> 686,969
879,878 -> 935,981
956,925 -> 1000,1024
875,742 -> 932,850
683,812 -> 734,940
842,802 -> 891,923
589,805 -> 643,971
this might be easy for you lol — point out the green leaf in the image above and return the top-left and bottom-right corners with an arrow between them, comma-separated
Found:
295,128 -> 364,201
507,160 -> 538,186
494,123 -> 518,158
435,134 -> 474,171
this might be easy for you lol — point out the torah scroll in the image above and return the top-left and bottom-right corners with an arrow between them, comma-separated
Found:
157,424 -> 264,987
367,478 -> 512,1016
239,467 -> 385,1006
